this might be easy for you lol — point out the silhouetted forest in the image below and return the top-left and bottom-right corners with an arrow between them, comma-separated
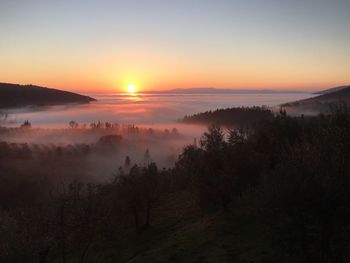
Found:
1,108 -> 350,262
0,83 -> 95,108
182,106 -> 274,126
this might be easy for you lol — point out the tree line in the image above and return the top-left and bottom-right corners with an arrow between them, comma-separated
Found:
182,106 -> 274,126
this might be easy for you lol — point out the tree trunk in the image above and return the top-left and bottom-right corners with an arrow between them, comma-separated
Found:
321,217 -> 333,263
133,206 -> 139,233
59,202 -> 67,263
79,241 -> 92,263
144,201 -> 151,228
38,246 -> 50,263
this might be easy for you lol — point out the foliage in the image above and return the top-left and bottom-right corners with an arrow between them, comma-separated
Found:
1,107 -> 350,262
182,106 -> 274,126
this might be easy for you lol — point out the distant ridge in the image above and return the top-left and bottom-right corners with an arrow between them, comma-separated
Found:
282,85 -> 350,113
313,85 -> 350,95
0,83 -> 96,108
148,88 -> 308,94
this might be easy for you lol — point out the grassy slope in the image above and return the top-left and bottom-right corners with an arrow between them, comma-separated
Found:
82,191 -> 272,263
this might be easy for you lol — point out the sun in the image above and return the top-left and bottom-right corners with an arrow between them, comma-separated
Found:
127,84 -> 136,93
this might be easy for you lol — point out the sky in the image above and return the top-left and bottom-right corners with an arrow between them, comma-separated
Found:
0,0 -> 349,92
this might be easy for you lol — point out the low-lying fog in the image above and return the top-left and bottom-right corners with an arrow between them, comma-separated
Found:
0,92 -> 313,126
0,124 -> 205,182
0,92 -> 314,182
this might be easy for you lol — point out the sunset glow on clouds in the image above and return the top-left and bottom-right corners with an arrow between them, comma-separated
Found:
1,0 -> 350,92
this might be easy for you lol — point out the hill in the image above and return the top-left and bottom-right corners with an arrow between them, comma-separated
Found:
0,82 -> 96,108
2,110 -> 350,262
181,106 -> 274,126
313,85 -> 350,95
282,85 -> 350,114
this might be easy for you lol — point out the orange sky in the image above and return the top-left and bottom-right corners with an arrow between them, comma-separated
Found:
1,1 -> 349,93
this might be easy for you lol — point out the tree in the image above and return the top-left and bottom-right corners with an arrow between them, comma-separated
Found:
200,125 -> 225,153
69,121 -> 79,129
20,120 -> 32,128
124,156 -> 131,171
260,108 -> 350,262
144,149 -> 151,164
115,163 -> 159,233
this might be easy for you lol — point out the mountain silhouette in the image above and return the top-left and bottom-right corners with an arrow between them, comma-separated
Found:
282,85 -> 350,113
0,82 -> 96,108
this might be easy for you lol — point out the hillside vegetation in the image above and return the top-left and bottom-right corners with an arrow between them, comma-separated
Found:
0,83 -> 95,108
1,107 -> 350,262
282,85 -> 350,114
314,85 -> 350,95
182,106 -> 274,126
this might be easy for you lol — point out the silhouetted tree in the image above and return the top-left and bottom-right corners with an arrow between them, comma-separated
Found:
144,149 -> 151,164
20,120 -> 31,129
115,163 -> 159,233
69,121 -> 79,129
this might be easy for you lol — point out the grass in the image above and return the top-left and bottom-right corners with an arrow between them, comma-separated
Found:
78,191 -> 276,263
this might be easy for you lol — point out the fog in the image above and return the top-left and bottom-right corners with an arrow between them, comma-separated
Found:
0,92 -> 314,183
0,122 -> 207,184
0,92 -> 313,127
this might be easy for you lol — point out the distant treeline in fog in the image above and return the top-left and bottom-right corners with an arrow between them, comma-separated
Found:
0,120 -> 181,144
0,121 -> 186,183
1,107 -> 350,262
182,106 -> 274,126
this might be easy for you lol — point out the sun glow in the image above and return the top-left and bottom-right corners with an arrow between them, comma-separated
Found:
127,84 -> 136,93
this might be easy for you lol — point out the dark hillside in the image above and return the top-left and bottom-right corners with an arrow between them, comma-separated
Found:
0,82 -> 95,108
1,108 -> 350,262
181,106 -> 274,126
314,85 -> 349,95
282,85 -> 350,113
